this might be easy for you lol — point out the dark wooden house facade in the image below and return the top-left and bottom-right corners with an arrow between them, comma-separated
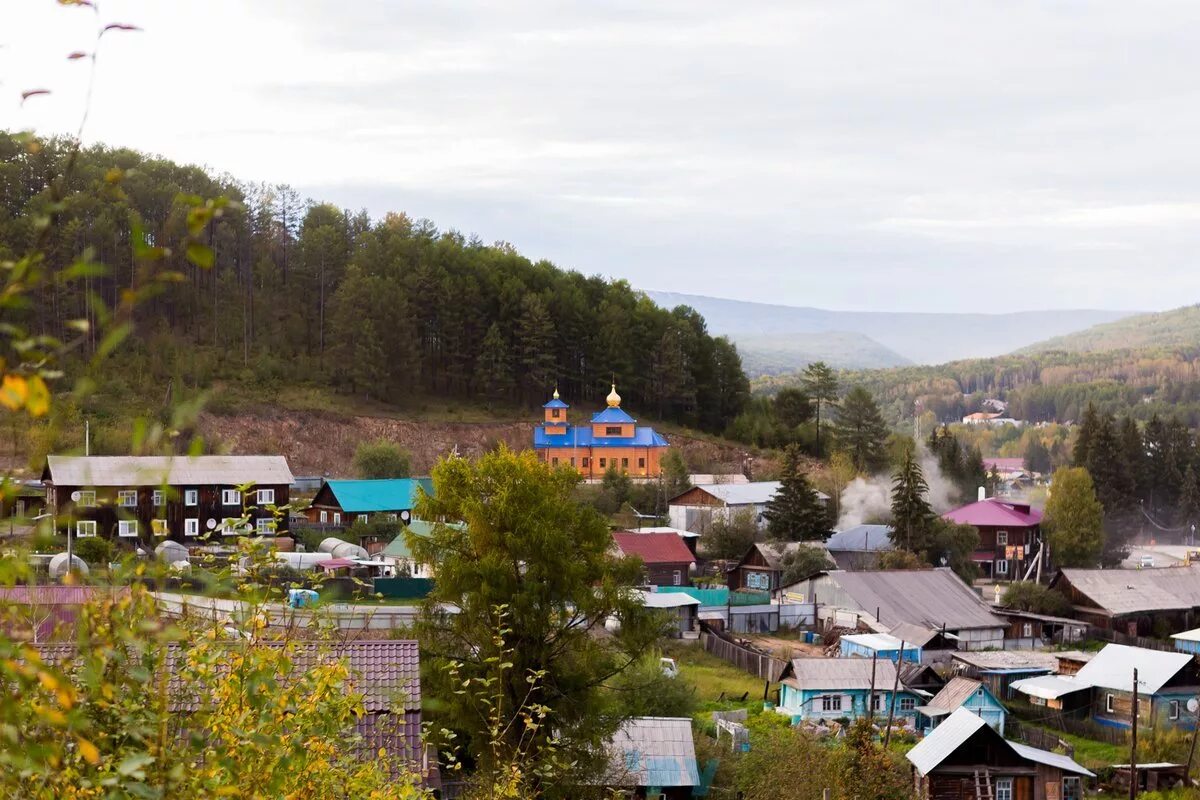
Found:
41,455 -> 293,544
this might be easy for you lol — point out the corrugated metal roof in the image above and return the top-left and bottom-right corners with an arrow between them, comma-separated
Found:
1055,567 -> 1200,616
840,633 -> 909,652
0,585 -> 129,605
532,425 -> 669,449
907,708 -> 1093,777
925,677 -> 989,712
784,657 -> 901,690
888,622 -> 942,647
44,455 -> 293,487
942,498 -> 1042,528
323,479 -> 433,514
825,525 -> 895,553
607,717 -> 699,788
1010,675 -> 1090,701
618,526 -> 701,539
1073,644 -> 1193,694
591,407 -> 637,424
807,569 -> 1006,632
640,591 -> 700,609
613,532 -> 696,565
689,481 -> 782,505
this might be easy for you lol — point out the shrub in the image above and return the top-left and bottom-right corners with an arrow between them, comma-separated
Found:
73,536 -> 113,565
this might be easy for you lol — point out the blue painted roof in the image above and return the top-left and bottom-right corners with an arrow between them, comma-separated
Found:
323,478 -> 433,513
543,398 -> 569,409
533,425 -> 668,449
591,406 -> 637,424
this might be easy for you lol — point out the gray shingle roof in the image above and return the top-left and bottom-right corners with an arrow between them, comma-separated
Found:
43,455 -> 294,487
925,677 -> 989,712
782,657 -> 902,691
825,525 -> 895,553
1055,567 -> 1200,616
907,708 -> 1093,778
607,717 -> 699,788
806,569 -> 1006,632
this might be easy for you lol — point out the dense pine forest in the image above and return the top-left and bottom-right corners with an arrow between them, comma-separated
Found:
0,133 -> 750,434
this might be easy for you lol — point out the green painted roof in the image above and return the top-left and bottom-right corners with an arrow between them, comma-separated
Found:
381,519 -> 465,559
323,478 -> 433,513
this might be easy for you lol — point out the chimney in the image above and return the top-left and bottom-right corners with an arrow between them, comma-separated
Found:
977,486 -> 986,502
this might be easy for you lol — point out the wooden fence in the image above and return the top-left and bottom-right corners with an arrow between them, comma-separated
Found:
701,628 -> 787,683
1090,627 -> 1176,652
1007,719 -> 1076,757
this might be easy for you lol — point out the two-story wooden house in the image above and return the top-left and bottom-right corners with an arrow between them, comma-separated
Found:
41,455 -> 293,543
942,496 -> 1042,581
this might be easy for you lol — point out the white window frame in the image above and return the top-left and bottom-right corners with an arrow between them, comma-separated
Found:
1022,623 -> 1033,638
118,490 -> 138,508
872,693 -> 884,712
1106,693 -> 1115,713
995,778 -> 1013,800
184,518 -> 199,537
256,517 -> 274,535
151,519 -> 169,537
184,489 -> 198,507
820,695 -> 843,713
76,520 -> 97,537
333,512 -> 341,525
77,490 -> 96,508
117,520 -> 138,538
357,514 -> 369,524
899,697 -> 916,712
152,490 -> 166,507
221,489 -> 241,506
1170,700 -> 1180,720
221,518 -> 241,536
256,488 -> 275,505
319,510 -> 328,523
997,530 -> 1008,546
386,513 -> 398,522
995,559 -> 1009,576
672,570 -> 682,586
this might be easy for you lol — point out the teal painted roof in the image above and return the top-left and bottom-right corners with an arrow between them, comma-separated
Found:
381,519 -> 464,559
324,478 -> 433,514
591,406 -> 637,424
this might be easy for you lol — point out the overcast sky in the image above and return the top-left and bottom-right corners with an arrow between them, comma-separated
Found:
6,1 -> 1200,313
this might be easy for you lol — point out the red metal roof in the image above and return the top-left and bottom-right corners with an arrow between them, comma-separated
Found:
942,498 -> 1042,528
612,532 -> 695,565
983,458 -> 1026,472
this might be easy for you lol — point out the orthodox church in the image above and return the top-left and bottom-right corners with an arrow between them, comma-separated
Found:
532,384 -> 669,478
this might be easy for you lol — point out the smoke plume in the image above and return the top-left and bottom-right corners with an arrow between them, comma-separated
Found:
836,446 -> 960,530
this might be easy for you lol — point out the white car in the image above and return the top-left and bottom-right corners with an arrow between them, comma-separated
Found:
1139,555 -> 1155,568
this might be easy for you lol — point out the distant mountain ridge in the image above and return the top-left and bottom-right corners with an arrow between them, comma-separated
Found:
1022,303 -> 1200,354
644,290 -> 1136,371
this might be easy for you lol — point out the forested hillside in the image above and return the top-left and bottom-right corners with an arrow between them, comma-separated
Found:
1023,303 -> 1200,354
0,133 -> 749,435
756,347 -> 1200,428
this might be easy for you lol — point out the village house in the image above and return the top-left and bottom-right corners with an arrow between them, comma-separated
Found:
727,541 -> 823,593
34,639 -> 438,788
916,676 -> 1008,735
639,591 -> 700,639
1049,566 -> 1200,635
777,657 -> 921,725
669,481 -> 827,534
532,385 -> 669,478
378,519 -> 462,579
615,525 -> 700,559
950,650 -> 1092,702
779,569 -> 1009,651
1011,644 -> 1200,731
838,632 -> 922,663
907,708 -> 1092,800
824,524 -> 894,570
600,716 -> 699,799
942,496 -> 1043,581
41,455 -> 293,542
305,478 -> 433,528
612,532 -> 696,587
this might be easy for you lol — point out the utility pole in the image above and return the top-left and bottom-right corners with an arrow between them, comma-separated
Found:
883,640 -> 905,748
868,652 -> 878,724
1130,668 -> 1139,800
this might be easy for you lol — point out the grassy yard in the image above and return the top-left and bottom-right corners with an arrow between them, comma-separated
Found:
662,640 -> 770,712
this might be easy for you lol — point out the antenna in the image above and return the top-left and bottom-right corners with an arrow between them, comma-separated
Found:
85,419 -> 90,457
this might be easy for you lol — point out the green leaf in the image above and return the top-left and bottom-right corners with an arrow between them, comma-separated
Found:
116,752 -> 154,778
185,243 -> 214,269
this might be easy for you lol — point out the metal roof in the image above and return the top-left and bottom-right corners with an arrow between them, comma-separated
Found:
942,498 -> 1042,528
640,591 -> 701,609
686,481 -> 783,506
951,650 -> 1073,673
1172,627 -> 1200,643
612,532 -> 696,565
606,717 -> 699,788
1010,675 -> 1090,701
840,633 -> 912,652
43,455 -> 293,487
783,657 -> 901,691
925,677 -> 993,713
532,425 -> 668,449
542,398 -> 569,409
591,406 -> 637,424
825,525 -> 895,553
907,708 -> 1092,778
321,478 -> 433,514
1073,643 -> 1194,694
619,526 -> 701,539
803,569 -> 1007,632
887,622 -> 944,647
381,520 -> 465,560
1054,566 -> 1200,616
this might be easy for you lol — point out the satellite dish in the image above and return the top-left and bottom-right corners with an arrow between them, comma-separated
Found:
400,510 -> 411,523
1188,699 -> 1198,714
206,519 -> 217,530
70,491 -> 81,502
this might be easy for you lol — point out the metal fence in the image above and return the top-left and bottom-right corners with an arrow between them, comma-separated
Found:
700,628 -> 787,683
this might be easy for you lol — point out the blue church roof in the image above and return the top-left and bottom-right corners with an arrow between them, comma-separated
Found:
543,398 -> 569,409
533,425 -> 668,449
591,406 -> 637,424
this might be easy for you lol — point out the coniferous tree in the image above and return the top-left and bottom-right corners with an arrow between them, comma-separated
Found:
515,294 -> 557,406
890,448 -> 935,554
833,386 -> 890,474
763,446 -> 832,542
1181,464 -> 1200,538
801,361 -> 838,453
1073,403 -> 1100,467
475,322 -> 514,407
1023,437 -> 1052,474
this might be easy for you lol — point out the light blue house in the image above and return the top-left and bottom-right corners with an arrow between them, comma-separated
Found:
838,632 -> 922,663
1172,628 -> 1200,655
777,657 -> 922,724
917,676 -> 1007,736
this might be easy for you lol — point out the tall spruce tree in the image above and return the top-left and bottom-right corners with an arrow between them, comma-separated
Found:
763,446 -> 832,542
801,361 -> 839,453
890,447 -> 935,554
833,386 -> 890,474
1073,403 -> 1100,467
1023,437 -> 1052,474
